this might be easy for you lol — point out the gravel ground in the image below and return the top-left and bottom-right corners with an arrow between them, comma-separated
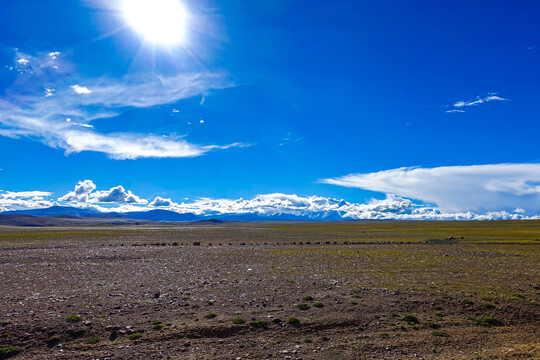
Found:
0,223 -> 539,359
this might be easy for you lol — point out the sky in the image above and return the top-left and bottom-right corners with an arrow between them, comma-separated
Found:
0,0 -> 539,220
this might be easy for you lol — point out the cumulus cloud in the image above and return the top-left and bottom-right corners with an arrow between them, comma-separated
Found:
59,180 -> 147,204
59,180 -> 97,202
149,196 -> 175,207
321,163 -> 540,213
0,50 -> 247,159
93,186 -> 147,204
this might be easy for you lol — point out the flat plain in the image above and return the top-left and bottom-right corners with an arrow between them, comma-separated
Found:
0,221 -> 539,359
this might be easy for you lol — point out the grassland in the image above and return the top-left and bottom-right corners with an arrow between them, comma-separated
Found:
0,221 -> 538,359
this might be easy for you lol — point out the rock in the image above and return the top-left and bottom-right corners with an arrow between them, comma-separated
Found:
109,331 -> 118,341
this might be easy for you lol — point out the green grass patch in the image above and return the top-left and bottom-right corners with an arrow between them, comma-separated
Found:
249,320 -> 268,328
424,321 -> 440,329
288,317 -> 300,325
402,315 -> 419,324
0,347 -> 22,359
432,330 -> 449,337
85,337 -> 100,344
66,314 -> 82,323
129,333 -> 143,340
232,318 -> 245,324
475,316 -> 503,327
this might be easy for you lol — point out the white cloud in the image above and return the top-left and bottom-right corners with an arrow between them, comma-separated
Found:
48,51 -> 61,59
446,109 -> 465,113
0,190 -> 55,211
59,180 -> 97,202
2,178 -> 539,220
93,185 -> 147,204
2,191 -> 53,199
149,196 -> 174,207
44,88 -> 55,97
452,93 -> 508,108
71,85 -> 92,94
17,58 -> 30,65
59,180 -> 147,204
322,163 -> 540,213
58,190 -> 539,221
0,50 -> 246,159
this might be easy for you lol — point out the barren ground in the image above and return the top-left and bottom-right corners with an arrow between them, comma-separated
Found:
0,221 -> 539,359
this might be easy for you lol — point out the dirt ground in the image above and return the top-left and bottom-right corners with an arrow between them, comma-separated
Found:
0,221 -> 539,359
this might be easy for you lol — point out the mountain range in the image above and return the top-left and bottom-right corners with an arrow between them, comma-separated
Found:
0,205 -> 329,226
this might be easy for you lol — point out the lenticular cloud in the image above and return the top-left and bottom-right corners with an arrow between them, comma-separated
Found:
322,163 -> 540,213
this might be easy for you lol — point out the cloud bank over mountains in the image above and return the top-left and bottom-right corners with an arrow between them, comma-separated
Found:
2,165 -> 540,220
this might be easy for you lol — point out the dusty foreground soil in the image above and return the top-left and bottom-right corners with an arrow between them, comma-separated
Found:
0,222 -> 539,359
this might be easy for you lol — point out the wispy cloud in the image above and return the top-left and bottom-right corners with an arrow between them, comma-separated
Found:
321,163 -> 540,213
453,94 -> 507,108
0,190 -> 55,210
0,50 -> 247,159
446,93 -> 508,113
279,132 -> 301,146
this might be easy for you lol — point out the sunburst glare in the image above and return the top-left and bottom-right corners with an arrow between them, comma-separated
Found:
122,0 -> 188,45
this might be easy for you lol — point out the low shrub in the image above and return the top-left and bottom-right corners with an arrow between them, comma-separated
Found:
402,315 -> 419,324
475,316 -> 503,327
249,320 -> 268,328
288,317 -> 300,325
66,315 -> 82,323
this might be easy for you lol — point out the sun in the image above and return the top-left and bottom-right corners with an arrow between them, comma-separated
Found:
122,0 -> 188,45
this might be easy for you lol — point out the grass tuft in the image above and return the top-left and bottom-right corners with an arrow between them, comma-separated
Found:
85,337 -> 100,344
432,330 -> 450,337
129,333 -> 143,340
402,315 -> 419,324
66,314 -> 82,323
475,316 -> 503,327
288,317 -> 300,325
232,318 -> 246,324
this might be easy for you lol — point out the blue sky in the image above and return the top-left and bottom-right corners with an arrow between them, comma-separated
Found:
0,0 -> 539,219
